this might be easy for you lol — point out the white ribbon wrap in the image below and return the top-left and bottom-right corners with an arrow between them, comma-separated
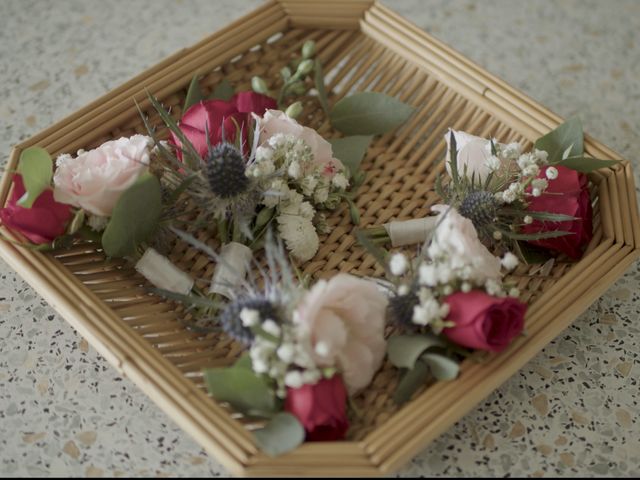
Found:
209,242 -> 253,299
384,216 -> 439,247
135,248 -> 194,295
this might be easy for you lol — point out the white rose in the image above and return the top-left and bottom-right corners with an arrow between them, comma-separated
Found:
53,135 -> 153,216
444,129 -> 500,183
255,110 -> 345,177
426,205 -> 502,284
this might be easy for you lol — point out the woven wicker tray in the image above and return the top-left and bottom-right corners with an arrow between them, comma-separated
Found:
1,0 -> 639,476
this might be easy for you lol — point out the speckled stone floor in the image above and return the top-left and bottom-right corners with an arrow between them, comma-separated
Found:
1,0 -> 639,477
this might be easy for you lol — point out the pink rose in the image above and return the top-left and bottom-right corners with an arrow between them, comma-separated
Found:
53,135 -> 152,217
522,165 -> 593,259
0,174 -> 72,244
284,375 -> 349,441
256,109 -> 344,176
293,274 -> 387,394
443,290 -> 526,352
170,92 -> 277,160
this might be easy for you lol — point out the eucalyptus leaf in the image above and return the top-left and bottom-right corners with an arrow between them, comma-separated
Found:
556,155 -> 620,173
330,92 -> 414,136
101,173 -> 162,257
534,117 -> 583,163
393,360 -> 430,405
183,75 -> 204,113
421,352 -> 460,381
203,358 -> 276,417
253,413 -> 305,457
314,59 -> 330,115
387,334 -> 447,370
328,136 -> 372,176
17,147 -> 53,208
210,79 -> 235,101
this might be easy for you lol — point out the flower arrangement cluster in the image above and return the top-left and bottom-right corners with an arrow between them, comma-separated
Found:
0,39 -> 413,299
0,37 -> 617,458
175,232 -> 388,453
363,117 -> 614,262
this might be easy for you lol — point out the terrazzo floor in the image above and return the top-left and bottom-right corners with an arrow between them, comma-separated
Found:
1,0 -> 639,476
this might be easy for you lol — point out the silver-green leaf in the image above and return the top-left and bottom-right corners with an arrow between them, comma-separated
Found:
203,356 -> 276,417
393,360 -> 430,405
253,413 -> 305,457
330,92 -> 414,136
556,155 -> 620,173
421,352 -> 460,381
387,334 -> 447,370
17,147 -> 53,208
328,135 -> 372,176
101,173 -> 162,257
534,117 -> 583,164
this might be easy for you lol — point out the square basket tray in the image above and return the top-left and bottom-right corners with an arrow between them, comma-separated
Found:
1,0 -> 639,476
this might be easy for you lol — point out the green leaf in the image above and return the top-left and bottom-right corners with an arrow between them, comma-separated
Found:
501,208 -> 577,222
421,352 -> 460,381
314,59 -> 330,115
101,173 -> 162,257
66,209 -> 85,235
147,93 -> 201,169
556,155 -> 620,173
393,360 -> 430,405
330,92 -> 414,136
183,74 -> 204,113
328,136 -> 372,176
516,241 -> 553,265
387,334 -> 447,370
165,175 -> 197,205
447,129 -> 460,185
503,229 -> 573,241
522,211 -> 577,222
203,357 -> 276,417
355,229 -> 389,272
149,288 -> 222,309
534,117 -> 583,163
17,147 -> 53,208
346,196 -> 360,225
253,413 -> 305,457
210,79 -> 234,101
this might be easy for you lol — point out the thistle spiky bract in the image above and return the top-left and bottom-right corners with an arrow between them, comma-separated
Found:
206,142 -> 250,199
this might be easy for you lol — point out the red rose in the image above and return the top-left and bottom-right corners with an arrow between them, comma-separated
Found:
284,375 -> 349,441
170,91 -> 277,160
443,291 -> 526,352
522,165 -> 593,259
0,175 -> 72,244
